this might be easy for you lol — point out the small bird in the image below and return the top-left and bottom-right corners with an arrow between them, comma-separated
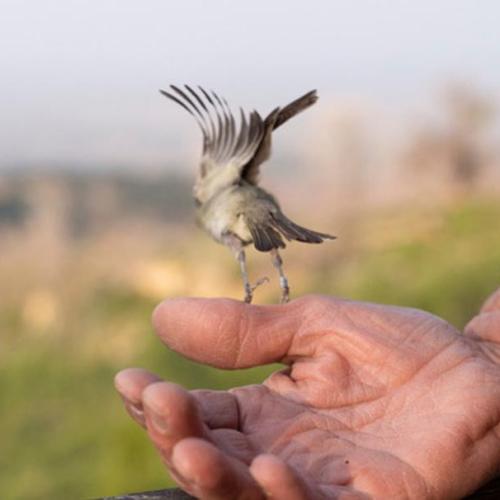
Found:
160,85 -> 335,303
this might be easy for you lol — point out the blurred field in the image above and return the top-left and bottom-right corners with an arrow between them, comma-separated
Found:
1,84 -> 500,499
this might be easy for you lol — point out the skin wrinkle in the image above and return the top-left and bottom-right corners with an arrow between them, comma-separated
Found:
333,345 -> 486,441
388,313 -> 433,351
294,312 -> 399,405
234,305 -> 252,368
450,366 -> 500,443
464,311 -> 500,362
364,372 -> 500,496
279,306 -> 302,363
333,445 -> 431,498
271,344 -> 389,411
311,363 -> 383,410
314,346 -> 396,408
210,428 -> 256,464
231,384 -> 277,433
246,406 -> 427,492
288,386 -> 386,433
324,399 -> 390,433
416,339 -> 480,386
287,446 -> 350,485
263,430 -> 357,480
330,309 -> 404,373
258,307 -> 294,363
210,302 -> 243,368
479,342 -> 500,363
362,309 -> 434,360
192,390 -> 240,429
353,450 -> 432,500
293,296 -> 337,339
293,327 -> 328,360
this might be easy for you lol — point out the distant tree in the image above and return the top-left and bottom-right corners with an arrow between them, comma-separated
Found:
405,83 -> 496,195
444,84 -> 495,188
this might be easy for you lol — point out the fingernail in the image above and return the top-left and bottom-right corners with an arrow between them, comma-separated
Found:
148,407 -> 169,434
120,395 -> 144,420
128,403 -> 144,419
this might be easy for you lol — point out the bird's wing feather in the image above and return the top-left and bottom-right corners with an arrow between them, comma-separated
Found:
160,85 -> 265,178
240,107 -> 281,185
240,90 -> 319,185
273,89 -> 318,130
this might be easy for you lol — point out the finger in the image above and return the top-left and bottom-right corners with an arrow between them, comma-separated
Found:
480,287 -> 500,313
464,312 -> 500,345
172,437 -> 264,499
464,288 -> 500,343
210,428 -> 256,464
191,388 -> 257,463
191,389 -> 239,429
190,390 -> 254,463
250,454 -> 320,500
152,297 -> 305,368
142,382 -> 207,460
114,368 -> 161,428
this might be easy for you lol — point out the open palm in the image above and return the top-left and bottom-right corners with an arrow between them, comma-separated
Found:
115,290 -> 500,499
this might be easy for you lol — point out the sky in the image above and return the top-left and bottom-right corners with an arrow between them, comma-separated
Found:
2,0 -> 500,170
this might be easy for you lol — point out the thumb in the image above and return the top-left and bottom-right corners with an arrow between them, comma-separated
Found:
152,297 -> 304,369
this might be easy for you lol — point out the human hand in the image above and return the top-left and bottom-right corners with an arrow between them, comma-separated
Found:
115,289 -> 500,499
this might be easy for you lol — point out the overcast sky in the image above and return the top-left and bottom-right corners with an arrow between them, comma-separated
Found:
2,0 -> 500,170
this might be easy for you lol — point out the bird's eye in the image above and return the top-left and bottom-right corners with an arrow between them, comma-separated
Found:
194,197 -> 202,207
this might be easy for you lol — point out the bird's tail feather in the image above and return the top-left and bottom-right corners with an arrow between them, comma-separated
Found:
270,212 -> 335,244
248,221 -> 286,252
247,211 -> 334,252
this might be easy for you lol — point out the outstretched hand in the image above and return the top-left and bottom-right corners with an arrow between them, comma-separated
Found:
115,289 -> 500,499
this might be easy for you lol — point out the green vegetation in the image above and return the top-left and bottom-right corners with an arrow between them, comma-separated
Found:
0,197 -> 498,499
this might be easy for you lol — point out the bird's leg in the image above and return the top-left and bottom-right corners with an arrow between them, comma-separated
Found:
236,249 -> 253,303
236,249 -> 269,303
271,249 -> 290,303
225,234 -> 269,303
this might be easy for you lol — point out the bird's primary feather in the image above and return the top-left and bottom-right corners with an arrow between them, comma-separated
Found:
272,90 -> 318,130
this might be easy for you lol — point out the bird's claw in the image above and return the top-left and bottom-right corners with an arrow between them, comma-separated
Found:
252,276 -> 269,290
280,287 -> 290,304
243,276 -> 269,303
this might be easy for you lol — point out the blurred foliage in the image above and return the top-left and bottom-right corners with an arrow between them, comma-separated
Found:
0,195 -> 499,499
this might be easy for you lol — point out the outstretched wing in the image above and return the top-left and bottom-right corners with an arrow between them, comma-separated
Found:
160,85 -> 266,179
161,86 -> 318,186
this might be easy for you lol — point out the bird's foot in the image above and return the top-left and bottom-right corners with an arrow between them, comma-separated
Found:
253,276 -> 270,290
243,276 -> 269,303
280,287 -> 290,304
279,277 -> 290,304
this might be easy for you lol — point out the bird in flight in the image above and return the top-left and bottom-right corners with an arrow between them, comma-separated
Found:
160,85 -> 335,303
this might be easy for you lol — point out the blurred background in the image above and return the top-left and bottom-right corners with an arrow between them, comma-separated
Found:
1,1 -> 500,498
